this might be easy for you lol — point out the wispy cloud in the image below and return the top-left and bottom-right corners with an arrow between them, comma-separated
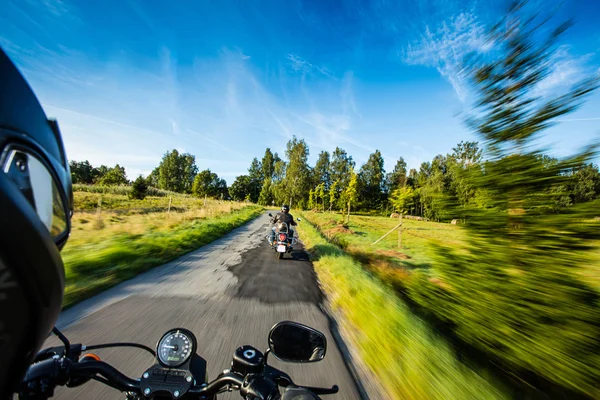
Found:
287,53 -> 332,77
401,12 -> 488,102
534,45 -> 595,96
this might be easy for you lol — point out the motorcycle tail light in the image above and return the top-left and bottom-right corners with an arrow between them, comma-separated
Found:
279,233 -> 287,241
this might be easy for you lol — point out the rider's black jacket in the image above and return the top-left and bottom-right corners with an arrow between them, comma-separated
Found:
272,212 -> 297,226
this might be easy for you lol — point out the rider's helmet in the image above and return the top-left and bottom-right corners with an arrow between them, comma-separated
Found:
0,47 -> 73,397
281,204 -> 290,213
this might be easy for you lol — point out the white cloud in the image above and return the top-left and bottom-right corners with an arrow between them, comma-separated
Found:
533,45 -> 594,96
402,12 -> 488,102
287,53 -> 332,78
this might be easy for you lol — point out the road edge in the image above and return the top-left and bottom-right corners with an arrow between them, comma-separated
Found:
301,240 -> 388,400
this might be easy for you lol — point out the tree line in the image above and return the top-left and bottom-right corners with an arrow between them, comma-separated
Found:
70,149 -> 229,200
70,141 -> 600,219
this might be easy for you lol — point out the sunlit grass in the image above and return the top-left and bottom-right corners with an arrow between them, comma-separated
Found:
61,190 -> 262,308
303,211 -> 600,398
297,214 -> 508,400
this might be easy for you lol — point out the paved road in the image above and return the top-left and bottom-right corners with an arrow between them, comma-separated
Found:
46,212 -> 361,399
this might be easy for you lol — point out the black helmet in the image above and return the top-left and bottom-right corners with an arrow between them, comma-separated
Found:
281,204 -> 290,213
0,48 -> 73,397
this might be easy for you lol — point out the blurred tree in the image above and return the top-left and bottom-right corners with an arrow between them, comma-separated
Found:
409,2 -> 600,396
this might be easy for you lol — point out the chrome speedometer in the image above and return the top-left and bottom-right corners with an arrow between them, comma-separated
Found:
157,329 -> 196,368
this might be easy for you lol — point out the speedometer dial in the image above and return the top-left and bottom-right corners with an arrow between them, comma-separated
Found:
157,329 -> 196,368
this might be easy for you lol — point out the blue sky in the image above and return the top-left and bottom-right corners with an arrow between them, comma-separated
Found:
2,0 -> 599,182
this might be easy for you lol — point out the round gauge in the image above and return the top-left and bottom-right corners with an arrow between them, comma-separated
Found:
157,329 -> 196,368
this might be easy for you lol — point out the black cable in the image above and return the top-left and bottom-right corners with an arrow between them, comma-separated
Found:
85,342 -> 156,357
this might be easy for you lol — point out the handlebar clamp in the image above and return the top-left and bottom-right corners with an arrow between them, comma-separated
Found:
140,365 -> 194,399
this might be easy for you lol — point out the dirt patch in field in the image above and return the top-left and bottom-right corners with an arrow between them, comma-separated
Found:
325,225 -> 354,235
375,249 -> 411,260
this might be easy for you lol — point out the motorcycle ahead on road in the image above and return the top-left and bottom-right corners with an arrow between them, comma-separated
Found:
267,213 -> 301,260
19,321 -> 338,400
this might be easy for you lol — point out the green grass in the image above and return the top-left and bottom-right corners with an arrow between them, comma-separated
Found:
304,211 -> 466,268
303,211 -> 600,399
61,190 -> 262,308
297,214 -> 508,400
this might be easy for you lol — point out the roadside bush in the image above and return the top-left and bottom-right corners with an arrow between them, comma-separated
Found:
129,176 -> 148,200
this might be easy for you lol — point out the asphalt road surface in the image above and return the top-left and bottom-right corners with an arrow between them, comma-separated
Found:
46,212 -> 361,399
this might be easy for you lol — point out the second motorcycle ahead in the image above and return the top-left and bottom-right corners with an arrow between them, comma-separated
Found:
268,205 -> 301,259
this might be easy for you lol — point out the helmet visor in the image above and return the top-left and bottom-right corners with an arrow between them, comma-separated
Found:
2,148 -> 68,241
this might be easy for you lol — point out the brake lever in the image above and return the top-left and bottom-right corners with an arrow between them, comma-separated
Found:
35,344 -> 84,363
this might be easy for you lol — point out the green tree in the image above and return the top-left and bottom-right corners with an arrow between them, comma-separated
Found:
158,150 -> 198,193
69,160 -> 95,184
282,136 -> 311,209
229,175 -> 252,201
344,169 -> 358,222
385,157 -> 407,193
129,175 -> 148,200
192,169 -> 227,198
181,153 -> 198,193
358,150 -> 386,209
271,158 -> 287,205
258,178 -> 274,206
450,141 -> 482,167
328,180 -> 338,212
312,151 -> 331,190
92,165 -> 109,183
261,148 -> 275,180
146,167 -> 160,187
410,4 -> 600,396
317,183 -> 326,211
330,147 -> 355,209
390,185 -> 415,214
571,163 -> 600,203
98,164 -> 128,186
308,189 -> 315,210
247,157 -> 263,202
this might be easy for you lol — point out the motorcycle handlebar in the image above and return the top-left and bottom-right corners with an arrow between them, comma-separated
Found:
69,361 -> 139,392
71,361 -> 247,397
22,356 -> 333,399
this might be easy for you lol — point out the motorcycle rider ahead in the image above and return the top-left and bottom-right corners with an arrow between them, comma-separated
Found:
270,204 -> 297,244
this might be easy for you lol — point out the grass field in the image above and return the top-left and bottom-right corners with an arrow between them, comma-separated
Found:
61,189 -> 262,307
297,214 -> 509,400
302,211 -> 600,398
